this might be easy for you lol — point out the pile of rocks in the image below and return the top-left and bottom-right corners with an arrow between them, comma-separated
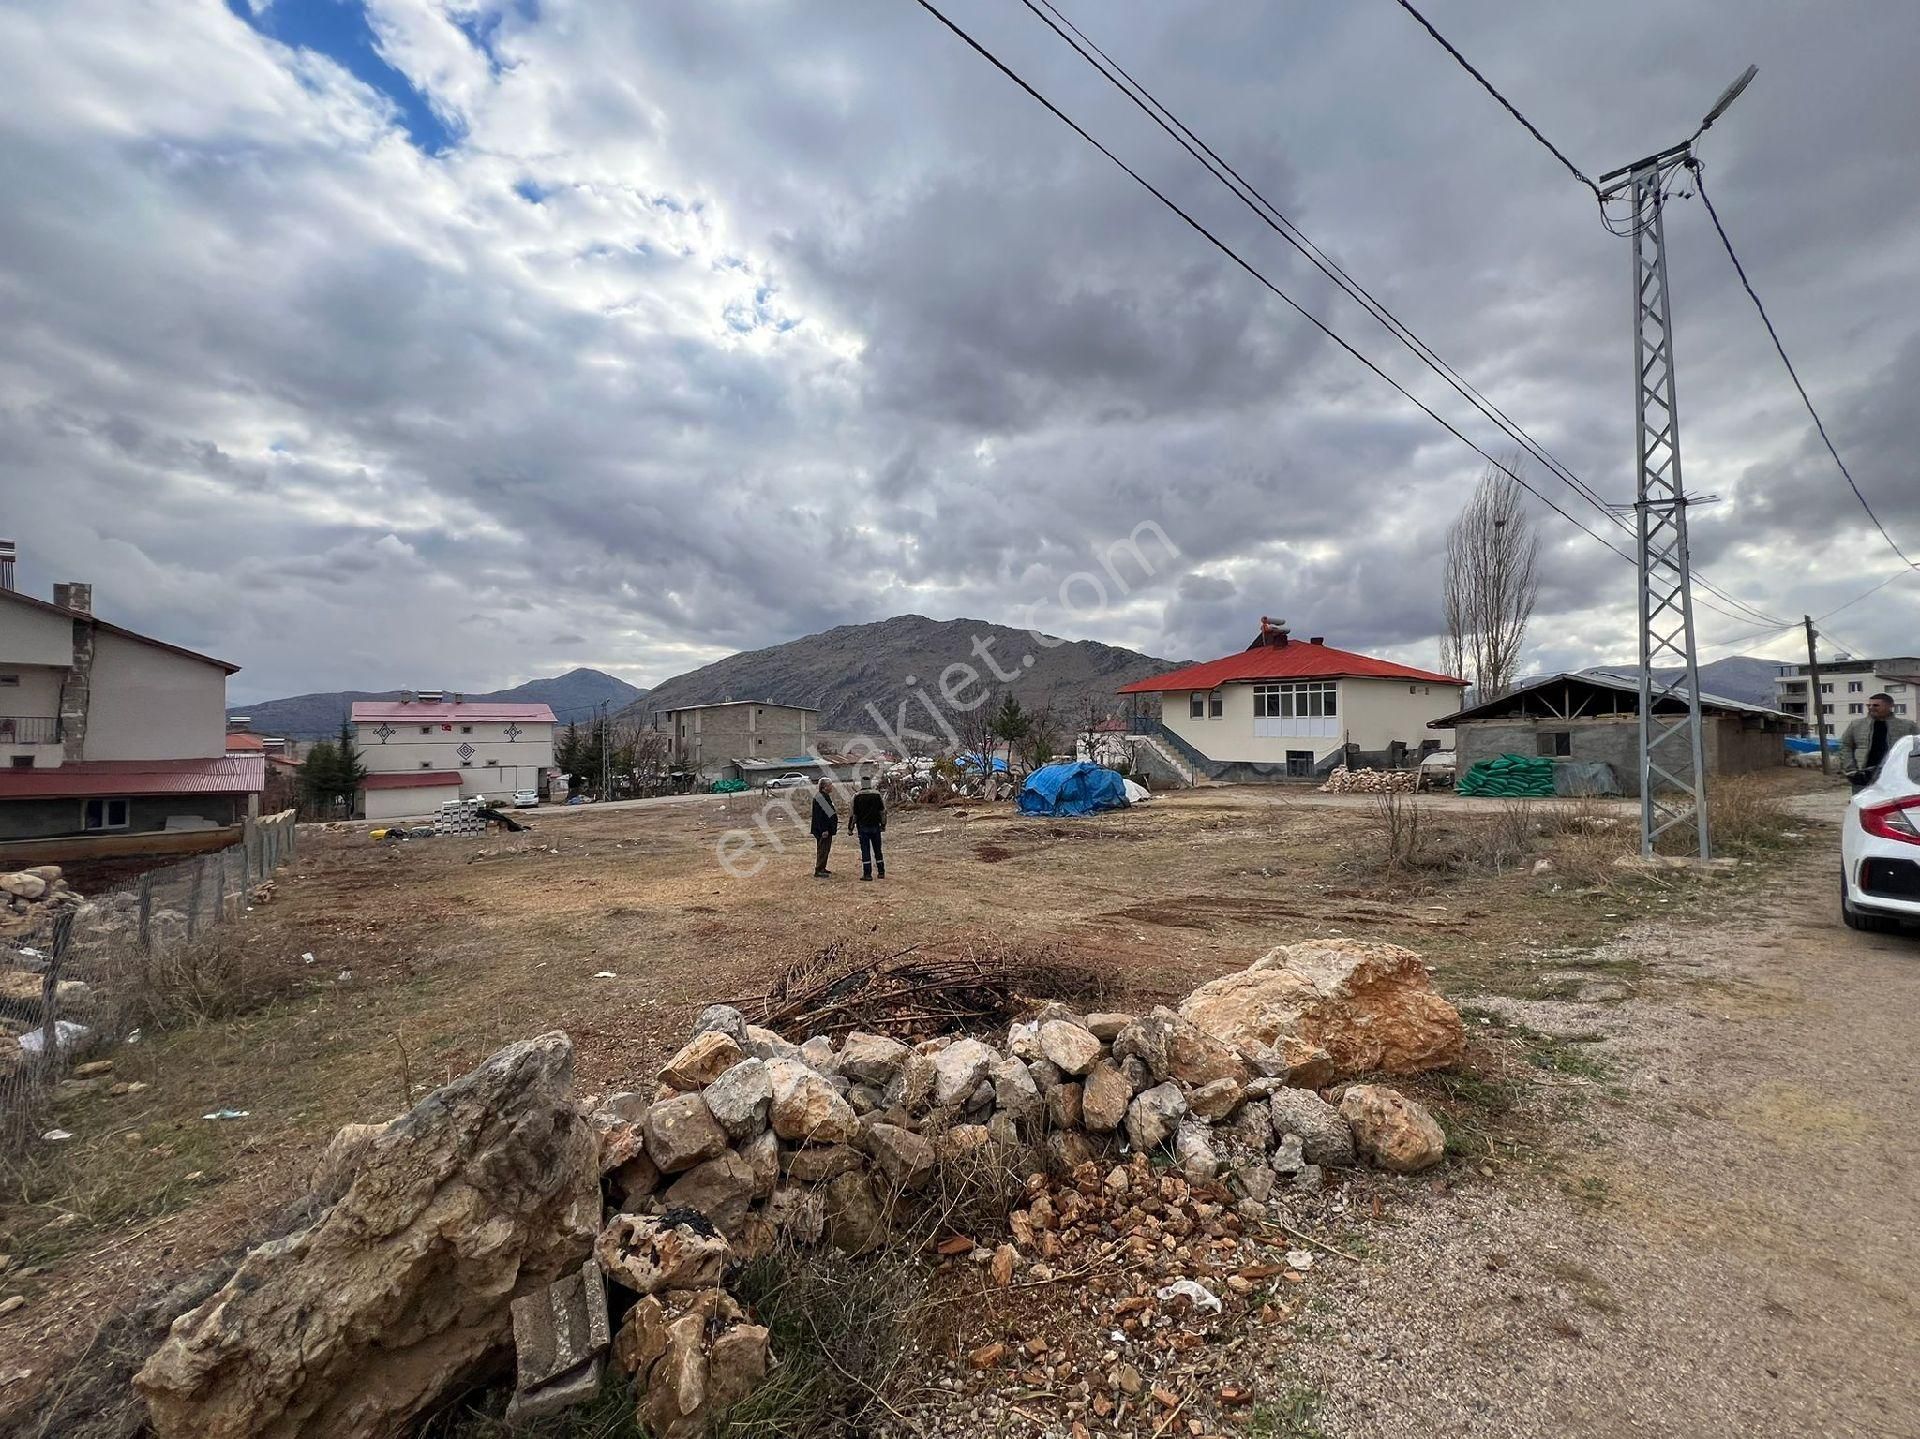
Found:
0,865 -> 78,938
129,939 -> 1464,1438
1318,766 -> 1419,794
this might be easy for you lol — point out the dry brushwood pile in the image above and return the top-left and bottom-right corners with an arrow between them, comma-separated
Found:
1318,766 -> 1418,794
115,937 -> 1466,1439
744,938 -> 1104,1040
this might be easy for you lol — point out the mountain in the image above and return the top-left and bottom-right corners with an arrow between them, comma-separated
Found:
228,668 -> 647,738
1581,654 -> 1783,709
618,615 -> 1183,737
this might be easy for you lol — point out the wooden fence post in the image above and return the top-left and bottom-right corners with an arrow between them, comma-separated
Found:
186,858 -> 203,940
137,872 -> 153,952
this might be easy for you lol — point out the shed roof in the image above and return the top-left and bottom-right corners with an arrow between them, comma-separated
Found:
359,771 -> 466,791
0,755 -> 265,798
1429,671 -> 1794,728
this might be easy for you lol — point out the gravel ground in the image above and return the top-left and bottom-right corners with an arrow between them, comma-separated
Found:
1286,883 -> 1920,1438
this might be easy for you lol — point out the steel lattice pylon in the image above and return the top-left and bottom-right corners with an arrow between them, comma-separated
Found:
1628,164 -> 1712,858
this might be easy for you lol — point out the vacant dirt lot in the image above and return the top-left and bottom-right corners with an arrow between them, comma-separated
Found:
4,776 -> 1912,1436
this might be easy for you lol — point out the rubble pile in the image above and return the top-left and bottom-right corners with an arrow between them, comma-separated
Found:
1318,766 -> 1419,794
128,940 -> 1463,1437
0,865 -> 79,938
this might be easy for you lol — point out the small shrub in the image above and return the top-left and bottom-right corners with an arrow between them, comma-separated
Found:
1704,774 -> 1796,856
101,930 -> 290,1030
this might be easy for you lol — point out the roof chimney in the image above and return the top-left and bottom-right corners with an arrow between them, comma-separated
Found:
227,715 -> 252,732
1308,636 -> 1324,646
52,582 -> 92,615
1256,616 -> 1290,648
0,540 -> 14,591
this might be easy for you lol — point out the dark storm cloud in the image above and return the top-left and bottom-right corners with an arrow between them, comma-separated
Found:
1,0 -> 1915,702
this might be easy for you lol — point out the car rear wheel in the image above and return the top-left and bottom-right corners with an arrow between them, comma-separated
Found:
1841,869 -> 1898,933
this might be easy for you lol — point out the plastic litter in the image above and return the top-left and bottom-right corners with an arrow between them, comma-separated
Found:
1285,1249 -> 1315,1272
19,1021 -> 89,1055
202,1109 -> 250,1121
301,952 -> 316,965
592,971 -> 617,979
1154,1278 -> 1223,1313
42,1129 -> 72,1142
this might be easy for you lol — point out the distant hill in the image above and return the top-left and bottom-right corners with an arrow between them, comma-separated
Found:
1581,654 -> 1782,709
619,615 -> 1182,737
229,668 -> 647,738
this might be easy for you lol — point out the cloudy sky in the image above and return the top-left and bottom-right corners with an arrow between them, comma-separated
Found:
3,0 -> 1916,702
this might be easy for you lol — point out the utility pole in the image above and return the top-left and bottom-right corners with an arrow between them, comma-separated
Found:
1803,615 -> 1831,774
1597,64 -> 1756,860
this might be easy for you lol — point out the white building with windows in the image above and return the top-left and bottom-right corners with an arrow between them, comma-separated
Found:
1117,619 -> 1466,779
1773,657 -> 1918,732
351,696 -> 555,818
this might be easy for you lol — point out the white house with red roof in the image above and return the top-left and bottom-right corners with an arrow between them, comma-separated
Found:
1117,618 -> 1465,779
352,695 -> 555,818
0,552 -> 264,846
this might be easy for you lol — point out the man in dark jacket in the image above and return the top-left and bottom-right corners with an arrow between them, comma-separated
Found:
852,776 -> 887,881
809,782 -> 839,878
1839,693 -> 1919,787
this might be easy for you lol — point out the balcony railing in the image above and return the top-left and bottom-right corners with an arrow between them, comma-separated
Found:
0,716 -> 62,744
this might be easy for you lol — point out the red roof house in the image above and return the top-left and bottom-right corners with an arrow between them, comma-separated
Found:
1117,618 -> 1464,780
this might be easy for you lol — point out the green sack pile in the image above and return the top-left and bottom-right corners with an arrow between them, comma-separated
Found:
710,777 -> 749,794
1455,753 -> 1557,798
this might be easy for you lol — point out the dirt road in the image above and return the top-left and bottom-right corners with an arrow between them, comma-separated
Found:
1289,844 -> 1920,1437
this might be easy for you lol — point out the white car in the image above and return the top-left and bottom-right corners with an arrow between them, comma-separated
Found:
762,772 -> 813,791
511,790 -> 539,809
1840,735 -> 1920,933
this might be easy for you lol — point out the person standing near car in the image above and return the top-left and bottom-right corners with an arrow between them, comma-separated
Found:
809,780 -> 839,878
1838,692 -> 1918,788
852,775 -> 887,881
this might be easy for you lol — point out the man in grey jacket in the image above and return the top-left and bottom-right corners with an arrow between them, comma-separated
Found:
1838,693 -> 1919,787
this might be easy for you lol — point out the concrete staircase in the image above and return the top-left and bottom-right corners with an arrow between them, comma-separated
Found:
1130,730 -> 1203,788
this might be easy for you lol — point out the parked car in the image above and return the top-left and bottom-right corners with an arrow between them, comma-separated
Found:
762,772 -> 813,791
1841,735 -> 1920,933
511,790 -> 539,808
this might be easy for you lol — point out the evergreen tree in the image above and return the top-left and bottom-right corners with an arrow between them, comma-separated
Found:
334,720 -> 368,797
990,693 -> 1031,775
298,739 -> 340,811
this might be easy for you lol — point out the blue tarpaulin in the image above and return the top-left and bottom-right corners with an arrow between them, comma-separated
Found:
957,752 -> 1010,773
1017,762 -> 1131,817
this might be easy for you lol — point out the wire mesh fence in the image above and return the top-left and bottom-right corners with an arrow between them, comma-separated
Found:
0,810 -> 298,1153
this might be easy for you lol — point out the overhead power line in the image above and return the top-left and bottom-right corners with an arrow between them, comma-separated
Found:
1385,0 -> 1912,632
1390,0 -> 1601,199
906,0 -> 1650,575
1006,0 -> 1787,631
1689,160 -> 1920,574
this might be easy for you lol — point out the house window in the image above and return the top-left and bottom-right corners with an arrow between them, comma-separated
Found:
1285,750 -> 1314,778
485,759 -> 498,766
1848,681 -> 1863,693
1189,693 -> 1205,720
419,725 -> 432,734
420,761 -> 432,769
0,674 -> 17,687
10,756 -> 32,769
1208,690 -> 1223,718
83,797 -> 130,831
1822,704 -> 1834,715
1253,681 -> 1337,719
460,760 -> 473,768
1849,703 -> 1865,715
1820,683 -> 1833,694
460,725 -> 474,734
1900,704 -> 1911,716
1537,730 -> 1572,757
1889,683 -> 1907,694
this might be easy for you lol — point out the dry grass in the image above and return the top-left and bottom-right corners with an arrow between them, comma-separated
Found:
98,929 -> 294,1032
1704,774 -> 1798,857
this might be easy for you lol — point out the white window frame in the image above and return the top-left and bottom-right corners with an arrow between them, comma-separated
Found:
1207,689 -> 1224,719
1188,692 -> 1205,720
1251,681 -> 1338,738
82,797 -> 130,831
1847,680 -> 1863,693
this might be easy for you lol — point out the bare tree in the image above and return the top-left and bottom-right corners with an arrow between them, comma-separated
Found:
1442,458 -> 1540,701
